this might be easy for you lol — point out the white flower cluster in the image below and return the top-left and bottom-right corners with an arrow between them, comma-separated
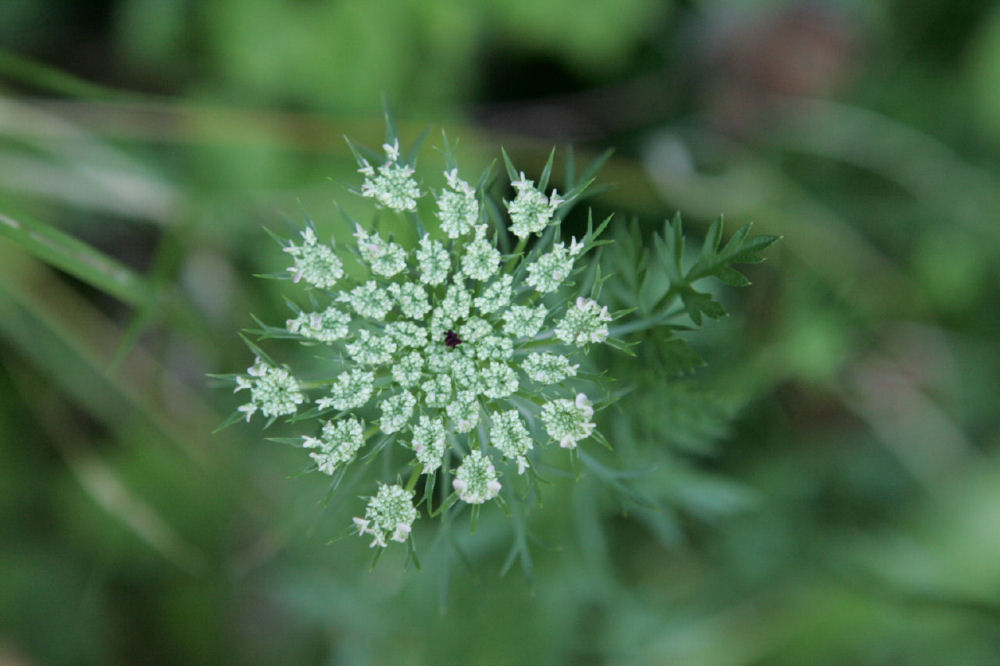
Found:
234,357 -> 305,422
235,138 -> 616,549
507,172 -> 564,239
358,141 -> 421,212
353,483 -> 418,548
540,393 -> 596,449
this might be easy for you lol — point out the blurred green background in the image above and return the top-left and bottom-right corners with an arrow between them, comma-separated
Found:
2,0 -> 1000,663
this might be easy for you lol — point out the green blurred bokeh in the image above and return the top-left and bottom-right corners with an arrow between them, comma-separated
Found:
2,0 -> 1000,664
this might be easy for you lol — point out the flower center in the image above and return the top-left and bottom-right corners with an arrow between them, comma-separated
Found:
444,329 -> 462,349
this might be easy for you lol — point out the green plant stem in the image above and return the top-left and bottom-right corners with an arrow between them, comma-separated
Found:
608,305 -> 683,337
504,237 -> 528,272
404,465 -> 421,492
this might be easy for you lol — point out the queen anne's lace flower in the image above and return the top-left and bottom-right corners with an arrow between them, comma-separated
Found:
437,169 -> 479,238
355,225 -> 407,277
453,450 -> 502,504
338,281 -> 393,319
235,358 -> 304,421
411,415 -> 447,473
479,361 -> 519,399
286,306 -> 351,343
359,141 -> 421,212
474,275 -> 512,314
388,282 -> 431,320
502,304 -> 547,339
234,136 -> 617,549
540,393 -> 596,449
526,240 -> 582,293
380,390 -> 416,434
522,352 -> 578,384
447,391 -> 480,433
506,172 -> 564,239
304,417 -> 365,475
392,351 -> 424,388
461,234 -> 501,281
317,369 -> 374,411
354,483 -> 418,548
346,330 -> 397,366
421,374 -> 452,408
284,228 -> 344,289
415,236 -> 450,286
555,297 -> 612,346
489,410 -> 533,474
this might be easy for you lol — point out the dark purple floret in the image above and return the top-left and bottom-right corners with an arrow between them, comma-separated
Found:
444,329 -> 462,349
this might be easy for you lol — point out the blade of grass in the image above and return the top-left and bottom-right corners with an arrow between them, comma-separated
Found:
0,207 -> 152,307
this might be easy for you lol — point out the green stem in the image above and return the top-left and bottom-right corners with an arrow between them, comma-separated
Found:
404,465 -> 421,492
504,237 -> 528,272
608,306 -> 683,337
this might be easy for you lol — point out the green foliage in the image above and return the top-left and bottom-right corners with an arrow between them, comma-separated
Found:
604,214 -> 778,377
1,1 -> 1000,664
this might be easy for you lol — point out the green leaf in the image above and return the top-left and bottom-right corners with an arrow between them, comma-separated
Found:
538,147 -> 557,192
687,221 -> 780,283
651,214 -> 685,285
575,147 -> 614,190
651,334 -> 706,377
716,266 -> 751,287
680,288 -> 727,326
499,147 -> 520,183
0,48 -> 126,100
404,126 -> 431,166
0,208 -> 153,307
604,336 -> 638,357
638,258 -> 670,314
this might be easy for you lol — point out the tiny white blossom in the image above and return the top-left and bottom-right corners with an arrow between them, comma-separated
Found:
506,172 -> 564,239
354,483 -> 418,548
421,373 -> 452,409
235,358 -> 304,422
448,354 -> 480,391
385,321 -> 429,349
525,242 -> 577,293
411,415 -> 447,473
437,169 -> 479,238
358,141 -> 421,212
345,329 -> 397,366
380,390 -> 416,434
554,297 -> 612,346
475,335 -> 513,362
414,235 -> 450,286
388,282 -> 431,320
461,234 -> 502,281
540,393 -> 596,449
458,317 -> 491,344
437,282 -> 472,324
391,350 -> 425,388
303,417 -> 366,475
354,225 -> 408,277
522,352 -> 578,384
284,228 -> 344,289
501,303 -> 547,339
453,450 -> 502,504
317,369 -> 374,411
446,390 -> 480,432
473,275 -> 513,314
489,410 -> 533,474
286,306 -> 351,343
479,361 -> 518,399
338,281 -> 393,320
424,346 -> 456,374
383,141 -> 401,161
